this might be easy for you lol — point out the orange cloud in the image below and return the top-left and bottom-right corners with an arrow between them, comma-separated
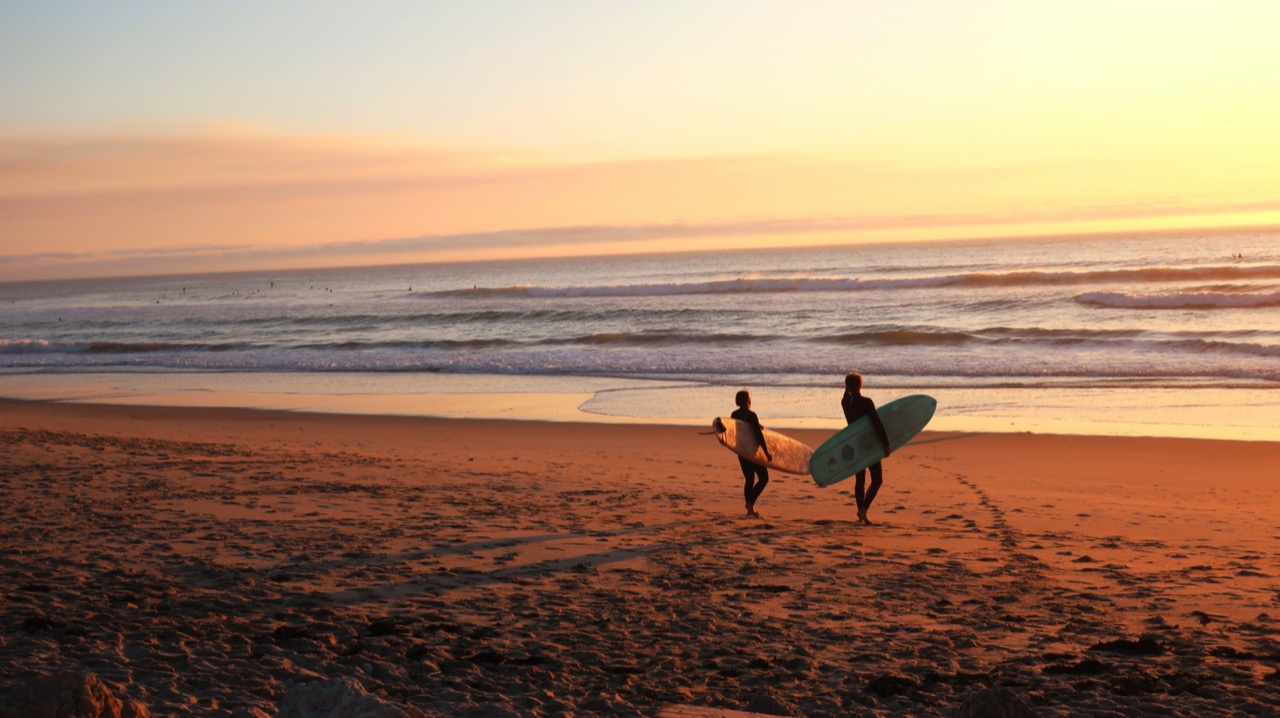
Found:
4,129 -> 1280,280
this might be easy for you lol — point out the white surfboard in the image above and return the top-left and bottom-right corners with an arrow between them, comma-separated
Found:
711,417 -> 813,475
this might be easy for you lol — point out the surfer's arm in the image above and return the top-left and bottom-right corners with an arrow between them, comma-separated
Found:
870,406 -> 891,455
756,428 -> 772,460
750,415 -> 772,460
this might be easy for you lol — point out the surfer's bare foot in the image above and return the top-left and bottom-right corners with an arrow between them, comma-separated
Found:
857,511 -> 872,525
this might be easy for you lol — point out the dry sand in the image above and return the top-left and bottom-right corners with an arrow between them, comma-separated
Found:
1,399 -> 1278,717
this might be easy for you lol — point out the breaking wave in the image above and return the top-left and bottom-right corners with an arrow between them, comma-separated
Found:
435,264 -> 1280,298
1076,290 -> 1280,310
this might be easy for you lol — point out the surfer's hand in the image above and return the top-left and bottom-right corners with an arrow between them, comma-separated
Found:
764,451 -> 773,461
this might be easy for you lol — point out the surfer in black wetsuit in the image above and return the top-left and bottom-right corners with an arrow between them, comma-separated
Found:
732,390 -> 772,517
842,372 -> 891,525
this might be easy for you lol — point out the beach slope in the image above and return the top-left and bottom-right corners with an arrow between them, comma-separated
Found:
2,400 -> 1277,716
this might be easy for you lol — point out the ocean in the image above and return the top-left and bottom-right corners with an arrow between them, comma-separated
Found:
3,227 -> 1279,440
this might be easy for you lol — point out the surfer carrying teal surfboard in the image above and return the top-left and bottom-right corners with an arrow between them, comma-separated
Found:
731,390 -> 772,517
842,372 -> 891,525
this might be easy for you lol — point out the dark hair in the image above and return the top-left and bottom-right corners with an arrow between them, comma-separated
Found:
735,390 -> 751,408
845,372 -> 863,392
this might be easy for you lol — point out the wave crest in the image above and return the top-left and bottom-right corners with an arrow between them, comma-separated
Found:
1076,290 -> 1280,310
433,264 -> 1280,298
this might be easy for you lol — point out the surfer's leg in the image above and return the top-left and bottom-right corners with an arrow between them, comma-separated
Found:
751,466 -> 769,509
864,461 -> 884,510
860,460 -> 880,524
739,458 -> 757,514
854,470 -> 868,523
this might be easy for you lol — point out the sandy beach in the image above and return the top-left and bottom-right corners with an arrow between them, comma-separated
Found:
2,398 -> 1278,717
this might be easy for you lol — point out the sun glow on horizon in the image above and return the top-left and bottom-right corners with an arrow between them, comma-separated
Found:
3,2 -> 1280,280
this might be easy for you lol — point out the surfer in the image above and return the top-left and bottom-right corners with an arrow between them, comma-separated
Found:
842,372 -> 891,525
731,390 -> 772,517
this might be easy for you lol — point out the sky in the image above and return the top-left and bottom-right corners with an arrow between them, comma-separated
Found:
3,0 -> 1280,280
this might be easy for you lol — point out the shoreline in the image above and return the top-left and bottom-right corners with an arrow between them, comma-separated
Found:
3,369 -> 1279,442
5,394 -> 1280,447
3,398 -> 1279,716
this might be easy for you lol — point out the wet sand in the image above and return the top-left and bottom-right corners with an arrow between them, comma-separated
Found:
2,399 -> 1278,717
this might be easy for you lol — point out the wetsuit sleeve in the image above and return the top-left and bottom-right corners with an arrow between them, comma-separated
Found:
868,400 -> 891,452
747,410 -> 769,455
841,392 -> 855,424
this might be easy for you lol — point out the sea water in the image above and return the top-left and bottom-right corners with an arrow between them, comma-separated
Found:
2,227 -> 1278,439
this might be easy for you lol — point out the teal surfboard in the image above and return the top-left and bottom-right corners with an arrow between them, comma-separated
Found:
809,394 -> 937,487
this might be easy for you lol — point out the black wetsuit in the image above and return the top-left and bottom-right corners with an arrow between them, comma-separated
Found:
841,392 -> 890,513
731,406 -> 769,507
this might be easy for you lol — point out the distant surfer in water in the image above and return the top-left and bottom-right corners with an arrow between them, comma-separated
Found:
842,372 -> 891,525
732,390 -> 772,517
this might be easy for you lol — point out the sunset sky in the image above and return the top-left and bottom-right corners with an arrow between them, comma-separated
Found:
3,1 -> 1279,280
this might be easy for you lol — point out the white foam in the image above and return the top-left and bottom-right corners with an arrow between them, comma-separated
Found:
447,264 -> 1280,298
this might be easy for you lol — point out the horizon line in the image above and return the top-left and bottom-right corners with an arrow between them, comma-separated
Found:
3,221 -> 1276,286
